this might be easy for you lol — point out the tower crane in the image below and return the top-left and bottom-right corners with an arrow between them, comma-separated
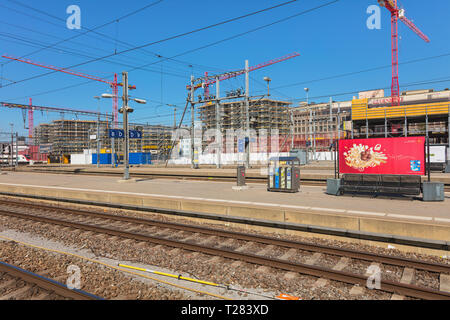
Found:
377,0 -> 430,106
1,55 -> 136,128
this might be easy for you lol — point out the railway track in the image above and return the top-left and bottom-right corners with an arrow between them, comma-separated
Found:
0,198 -> 449,300
0,261 -> 99,300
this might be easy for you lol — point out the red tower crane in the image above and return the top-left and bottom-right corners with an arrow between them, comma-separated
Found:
1,55 -> 135,128
377,0 -> 430,106
187,52 -> 300,96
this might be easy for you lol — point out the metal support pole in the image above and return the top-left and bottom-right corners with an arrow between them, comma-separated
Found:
366,117 -> 369,139
447,103 -> 450,171
290,110 -> 294,150
190,75 -> 197,169
329,97 -> 332,159
337,138 -> 340,179
337,102 -> 341,141
313,110 -> 316,161
334,139 -> 337,179
245,60 -> 250,168
15,133 -> 18,167
9,124 -> 13,167
215,77 -> 221,169
111,137 -> 115,168
97,115 -> 100,168
385,110 -> 387,138
405,110 -> 408,137
122,71 -> 130,180
309,108 -> 312,162
427,134 -> 431,182
174,107 -> 177,130
426,112 -> 430,180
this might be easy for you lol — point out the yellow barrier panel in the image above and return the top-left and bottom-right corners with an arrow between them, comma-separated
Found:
352,100 -> 449,121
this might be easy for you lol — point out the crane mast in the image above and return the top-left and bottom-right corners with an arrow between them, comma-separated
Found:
377,0 -> 430,106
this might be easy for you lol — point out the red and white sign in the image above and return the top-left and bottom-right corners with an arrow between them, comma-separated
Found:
359,89 -> 384,99
339,137 -> 425,175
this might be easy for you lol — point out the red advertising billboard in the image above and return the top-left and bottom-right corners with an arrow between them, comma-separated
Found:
339,137 -> 425,175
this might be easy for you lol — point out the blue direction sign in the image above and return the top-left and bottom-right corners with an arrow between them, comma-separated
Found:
109,129 -> 142,139
109,129 -> 124,139
238,138 -> 245,153
129,130 -> 142,139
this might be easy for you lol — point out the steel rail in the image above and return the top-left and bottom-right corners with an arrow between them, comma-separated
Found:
0,208 -> 448,300
1,198 -> 449,274
0,191 -> 448,251
0,261 -> 101,300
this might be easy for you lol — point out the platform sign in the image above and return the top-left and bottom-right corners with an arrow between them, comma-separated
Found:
109,129 -> 124,139
339,137 -> 426,175
238,138 -> 245,153
129,130 -> 142,139
428,146 -> 446,163
109,129 -> 142,139
39,143 -> 52,153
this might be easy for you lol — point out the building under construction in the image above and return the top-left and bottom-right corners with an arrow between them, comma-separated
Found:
291,88 -> 450,154
197,98 -> 292,152
199,98 -> 291,135
34,119 -> 173,157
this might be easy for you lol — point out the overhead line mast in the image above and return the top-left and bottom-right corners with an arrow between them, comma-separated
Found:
377,0 -> 430,106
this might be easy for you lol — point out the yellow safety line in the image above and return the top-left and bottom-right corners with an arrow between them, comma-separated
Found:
0,235 -> 231,300
119,264 -> 222,287
119,264 -> 282,300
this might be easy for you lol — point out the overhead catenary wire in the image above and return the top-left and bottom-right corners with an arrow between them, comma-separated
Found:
287,76 -> 450,104
263,52 -> 450,92
0,32 -> 190,79
0,0 -> 304,88
4,0 -> 223,73
2,0 -> 165,66
125,0 -> 340,74
0,22 -> 198,77
0,0 -> 340,110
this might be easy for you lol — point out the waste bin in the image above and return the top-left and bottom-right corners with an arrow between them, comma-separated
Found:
268,157 -> 300,193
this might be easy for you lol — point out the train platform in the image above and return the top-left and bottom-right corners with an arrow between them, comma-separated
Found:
0,171 -> 449,253
11,164 -> 450,184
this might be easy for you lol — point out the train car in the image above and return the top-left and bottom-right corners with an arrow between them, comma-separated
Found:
0,154 -> 30,165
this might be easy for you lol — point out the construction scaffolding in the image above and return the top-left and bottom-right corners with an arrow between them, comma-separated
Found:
199,98 -> 291,135
292,102 -> 351,152
33,119 -> 173,157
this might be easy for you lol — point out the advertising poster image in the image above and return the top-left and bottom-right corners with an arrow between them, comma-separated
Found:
339,137 -> 426,175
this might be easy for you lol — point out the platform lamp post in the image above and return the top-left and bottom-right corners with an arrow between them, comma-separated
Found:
9,123 -> 14,167
263,77 -> 271,97
447,103 -> 450,173
102,72 -> 146,181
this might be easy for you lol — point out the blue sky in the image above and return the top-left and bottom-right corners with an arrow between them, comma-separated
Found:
0,0 -> 449,135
